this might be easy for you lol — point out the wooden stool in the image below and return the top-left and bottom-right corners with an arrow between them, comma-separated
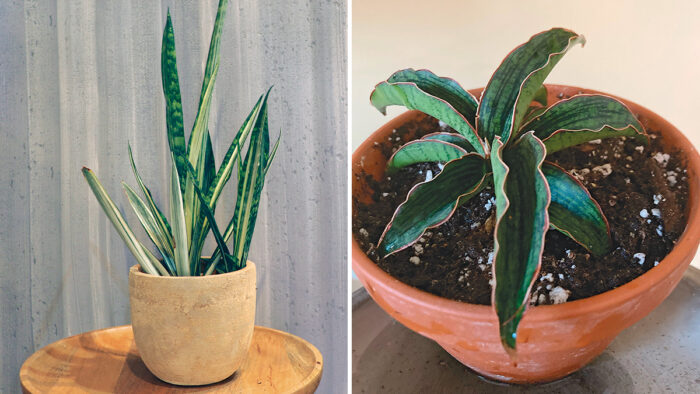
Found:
20,325 -> 322,393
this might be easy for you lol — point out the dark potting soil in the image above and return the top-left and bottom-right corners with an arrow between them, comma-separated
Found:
352,113 -> 690,306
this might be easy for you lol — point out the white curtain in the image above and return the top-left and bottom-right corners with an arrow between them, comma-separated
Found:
0,0 -> 347,391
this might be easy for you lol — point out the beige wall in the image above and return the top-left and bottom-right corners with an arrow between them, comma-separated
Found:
352,0 -> 699,267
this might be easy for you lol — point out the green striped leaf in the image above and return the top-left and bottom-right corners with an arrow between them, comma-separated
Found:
387,68 -> 479,127
543,162 -> 612,256
161,11 -> 187,191
82,168 -> 166,276
127,145 -> 172,248
377,154 -> 488,257
371,82 -> 485,155
122,182 -> 176,274
387,140 -> 467,173
264,131 -> 281,176
490,132 -> 549,353
231,94 -> 271,269
478,28 -> 584,145
522,94 -> 648,153
422,132 -> 477,151
195,0 -> 228,124
169,155 -> 190,276
206,91 -> 268,206
187,163 -> 235,272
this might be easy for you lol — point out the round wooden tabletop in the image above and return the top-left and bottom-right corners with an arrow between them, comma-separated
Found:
20,325 -> 322,393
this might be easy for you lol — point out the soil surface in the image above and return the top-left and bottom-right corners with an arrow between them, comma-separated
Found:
353,113 -> 689,305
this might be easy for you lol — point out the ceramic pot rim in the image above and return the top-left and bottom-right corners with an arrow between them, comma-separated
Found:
129,260 -> 255,281
352,84 -> 700,322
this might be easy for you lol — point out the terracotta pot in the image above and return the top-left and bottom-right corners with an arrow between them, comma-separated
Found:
129,262 -> 256,386
352,84 -> 700,383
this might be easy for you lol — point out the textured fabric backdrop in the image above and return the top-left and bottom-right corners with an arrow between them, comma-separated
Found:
0,0 -> 347,392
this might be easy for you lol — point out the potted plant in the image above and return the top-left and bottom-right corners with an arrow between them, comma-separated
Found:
352,28 -> 700,383
82,0 -> 280,386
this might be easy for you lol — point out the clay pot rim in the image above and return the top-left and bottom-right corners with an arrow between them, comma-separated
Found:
129,261 -> 255,281
352,84 -> 700,322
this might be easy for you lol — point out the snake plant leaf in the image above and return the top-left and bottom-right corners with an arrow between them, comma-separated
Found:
521,94 -> 648,153
161,11 -> 187,192
422,132 -> 477,152
377,154 -> 488,257
387,68 -> 479,128
232,93 -> 271,269
195,0 -> 228,123
387,140 -> 468,173
532,85 -> 548,107
206,91 -> 268,206
522,106 -> 548,126
187,163 -> 235,272
169,155 -> 190,276
543,162 -> 612,256
81,167 -> 164,276
127,145 -> 172,246
370,82 -> 485,155
478,28 -> 585,145
122,182 -> 176,274
264,131 -> 281,176
490,132 -> 549,353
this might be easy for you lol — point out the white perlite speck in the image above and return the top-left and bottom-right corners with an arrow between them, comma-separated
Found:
413,244 -> 424,254
484,197 -> 496,211
633,253 -> 646,265
470,222 -> 480,230
651,208 -> 661,218
656,225 -> 663,236
653,152 -> 670,167
438,120 -> 448,129
549,286 -> 570,304
558,273 -> 564,280
359,228 -> 369,238
478,264 -> 487,271
635,145 -> 644,153
487,251 -> 494,265
437,162 -> 444,170
653,194 -> 663,205
425,170 -> 433,182
639,209 -> 649,218
589,139 -> 602,144
592,163 -> 612,177
654,260 -> 660,267
540,273 -> 554,282
409,256 -> 421,265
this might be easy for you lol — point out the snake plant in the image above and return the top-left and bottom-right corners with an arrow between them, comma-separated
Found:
370,28 -> 647,354
82,0 -> 280,277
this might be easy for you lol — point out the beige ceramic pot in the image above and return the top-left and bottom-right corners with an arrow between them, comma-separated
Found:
129,262 -> 256,386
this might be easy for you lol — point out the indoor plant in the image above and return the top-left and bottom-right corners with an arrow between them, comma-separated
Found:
82,0 -> 279,385
352,28 -> 700,383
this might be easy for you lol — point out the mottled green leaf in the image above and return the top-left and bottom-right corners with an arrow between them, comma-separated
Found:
161,11 -> 187,191
387,140 -> 467,173
478,28 -> 584,145
371,82 -> 485,154
522,94 -> 648,153
490,132 -> 549,353
377,154 -> 488,257
543,162 -> 612,256
387,68 -> 479,127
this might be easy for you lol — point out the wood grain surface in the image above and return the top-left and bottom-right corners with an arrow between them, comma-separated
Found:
20,325 -> 322,393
